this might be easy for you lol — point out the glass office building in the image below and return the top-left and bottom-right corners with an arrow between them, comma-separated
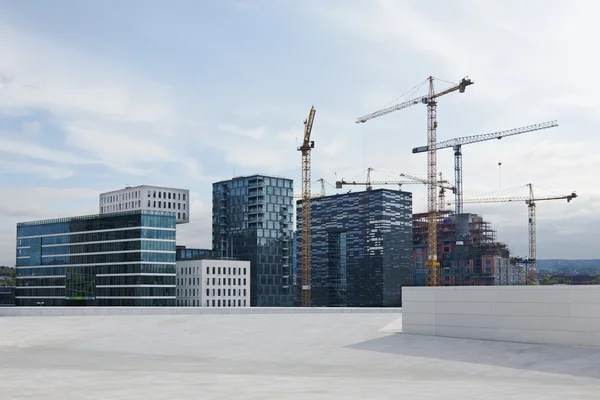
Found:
296,189 -> 413,307
15,210 -> 176,307
212,175 -> 294,307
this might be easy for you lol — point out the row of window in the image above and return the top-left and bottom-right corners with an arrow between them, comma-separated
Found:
18,251 -> 175,267
37,240 -> 175,256
102,201 -> 141,213
175,299 -> 247,307
17,264 -> 176,278
147,190 -> 186,201
178,277 -> 246,286
18,228 -> 176,247
103,191 -> 141,204
17,275 -> 177,287
205,288 -> 247,297
95,287 -> 175,297
147,200 -> 186,211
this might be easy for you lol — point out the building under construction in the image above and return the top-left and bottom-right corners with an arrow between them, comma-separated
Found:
413,212 -> 524,286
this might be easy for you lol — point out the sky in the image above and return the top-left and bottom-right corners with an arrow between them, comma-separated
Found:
0,0 -> 598,266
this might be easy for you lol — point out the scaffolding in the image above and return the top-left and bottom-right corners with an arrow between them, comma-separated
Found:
413,212 -> 510,286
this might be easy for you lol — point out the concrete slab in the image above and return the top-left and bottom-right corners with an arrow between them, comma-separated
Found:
0,312 -> 598,399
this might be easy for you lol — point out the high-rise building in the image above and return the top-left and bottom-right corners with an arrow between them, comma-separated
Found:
99,185 -> 190,224
15,210 -> 176,306
296,189 -> 413,307
212,175 -> 294,307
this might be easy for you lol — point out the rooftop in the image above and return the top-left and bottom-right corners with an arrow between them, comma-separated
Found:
17,209 -> 175,227
0,309 -> 597,399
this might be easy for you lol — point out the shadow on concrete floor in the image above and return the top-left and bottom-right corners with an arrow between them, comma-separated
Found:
346,333 -> 600,379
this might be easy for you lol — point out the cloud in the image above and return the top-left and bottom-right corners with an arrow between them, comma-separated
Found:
218,124 -> 267,140
1,160 -> 74,180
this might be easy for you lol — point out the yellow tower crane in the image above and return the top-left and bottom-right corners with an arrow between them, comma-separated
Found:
456,184 -> 577,283
356,76 -> 473,286
298,106 -> 316,307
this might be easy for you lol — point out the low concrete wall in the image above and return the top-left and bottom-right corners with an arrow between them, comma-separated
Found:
0,307 -> 401,317
403,286 -> 600,347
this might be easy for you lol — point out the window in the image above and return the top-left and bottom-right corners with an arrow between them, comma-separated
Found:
178,203 -> 181,210
168,193 -> 171,200
206,278 -> 209,285
228,289 -> 231,296
228,300 -> 231,307
218,300 -> 221,307
243,299 -> 246,306
183,213 -> 186,220
206,300 -> 209,307
153,191 -> 156,198
206,289 -> 209,296
244,289 -> 247,296
243,278 -> 246,285
212,300 -> 215,306
158,201 -> 162,208
238,300 -> 241,306
218,289 -> 221,296
183,204 -> 186,210
218,267 -> 221,274
206,267 -> 209,274
183,194 -> 186,201
178,212 -> 181,219
212,278 -> 215,285
243,268 -> 246,275
158,192 -> 161,198
168,202 -> 171,209
212,267 -> 215,274
153,201 -> 156,207
178,193 -> 181,200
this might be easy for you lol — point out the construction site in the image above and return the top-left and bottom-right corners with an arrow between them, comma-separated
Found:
296,76 -> 578,305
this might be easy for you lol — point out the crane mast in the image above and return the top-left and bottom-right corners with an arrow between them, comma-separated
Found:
459,186 -> 577,283
356,76 -> 473,286
298,106 -> 316,307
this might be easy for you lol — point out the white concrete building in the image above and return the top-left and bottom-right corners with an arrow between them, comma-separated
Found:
177,259 -> 250,307
99,185 -> 190,224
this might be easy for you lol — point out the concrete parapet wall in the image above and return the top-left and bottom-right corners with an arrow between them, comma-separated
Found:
403,286 -> 600,347
0,307 -> 401,317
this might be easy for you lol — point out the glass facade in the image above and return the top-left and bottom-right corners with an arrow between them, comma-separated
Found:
15,210 -> 176,307
296,189 -> 413,307
212,175 -> 294,307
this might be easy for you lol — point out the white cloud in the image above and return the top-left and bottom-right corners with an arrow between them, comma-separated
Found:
1,160 -> 74,180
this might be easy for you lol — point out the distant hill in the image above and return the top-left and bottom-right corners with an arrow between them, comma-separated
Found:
537,259 -> 600,274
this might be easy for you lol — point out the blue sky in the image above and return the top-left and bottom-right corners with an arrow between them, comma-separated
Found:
1,0 -> 599,265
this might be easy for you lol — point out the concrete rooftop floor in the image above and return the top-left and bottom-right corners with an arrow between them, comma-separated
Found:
0,312 -> 599,399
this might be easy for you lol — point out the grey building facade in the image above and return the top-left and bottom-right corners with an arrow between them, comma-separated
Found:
212,175 -> 294,307
15,210 -> 176,307
296,189 -> 413,307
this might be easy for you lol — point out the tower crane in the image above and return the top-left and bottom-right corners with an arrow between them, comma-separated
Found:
357,76 -> 473,286
412,120 -> 559,229
455,184 -> 577,283
298,106 -> 316,307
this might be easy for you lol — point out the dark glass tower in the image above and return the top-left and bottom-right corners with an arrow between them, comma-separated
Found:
212,175 -> 294,307
15,210 -> 176,306
296,189 -> 413,307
